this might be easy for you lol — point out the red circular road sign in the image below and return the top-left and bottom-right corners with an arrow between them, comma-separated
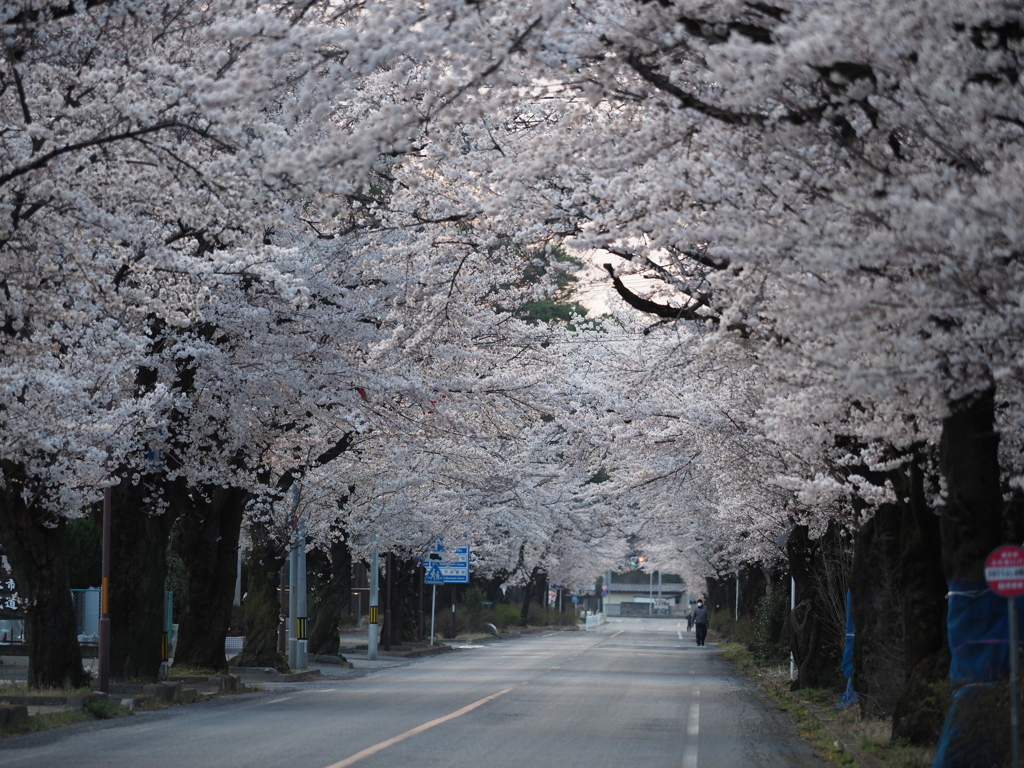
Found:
985,545 -> 1024,598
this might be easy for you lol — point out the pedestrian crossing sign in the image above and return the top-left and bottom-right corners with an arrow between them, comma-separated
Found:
424,563 -> 445,585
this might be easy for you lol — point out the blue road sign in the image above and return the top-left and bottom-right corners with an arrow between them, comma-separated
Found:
424,563 -> 445,585
421,537 -> 470,584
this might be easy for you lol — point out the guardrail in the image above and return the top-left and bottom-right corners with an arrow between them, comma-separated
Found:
585,613 -> 605,631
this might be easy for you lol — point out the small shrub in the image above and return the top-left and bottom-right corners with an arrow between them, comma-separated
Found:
84,698 -> 129,720
490,603 -> 522,629
710,611 -> 756,646
754,583 -> 790,663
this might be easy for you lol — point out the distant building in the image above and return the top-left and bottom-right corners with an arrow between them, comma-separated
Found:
602,573 -> 692,617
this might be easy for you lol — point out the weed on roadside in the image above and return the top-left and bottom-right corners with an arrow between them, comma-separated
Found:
719,643 -> 934,768
0,709 -> 93,738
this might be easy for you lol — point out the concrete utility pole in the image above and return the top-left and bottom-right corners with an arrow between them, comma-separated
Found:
735,570 -> 740,622
417,565 -> 425,639
429,584 -> 437,646
450,584 -> 458,639
288,539 -> 298,668
98,486 -> 111,693
160,577 -> 170,680
234,546 -> 243,606
296,522 -> 308,669
368,542 -> 379,660
790,575 -> 796,681
384,552 -> 393,652
277,564 -> 288,654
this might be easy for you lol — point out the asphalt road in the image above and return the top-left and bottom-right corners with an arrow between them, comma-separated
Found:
0,617 -> 826,768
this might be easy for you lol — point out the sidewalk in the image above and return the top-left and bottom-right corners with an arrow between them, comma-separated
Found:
1,626 -> 544,706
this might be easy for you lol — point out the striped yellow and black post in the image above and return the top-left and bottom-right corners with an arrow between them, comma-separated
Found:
368,606 -> 379,625
297,617 -> 307,640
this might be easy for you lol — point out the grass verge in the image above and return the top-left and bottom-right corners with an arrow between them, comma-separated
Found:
718,643 -> 934,768
0,709 -> 95,738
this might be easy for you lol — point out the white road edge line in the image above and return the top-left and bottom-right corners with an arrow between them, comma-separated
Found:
266,696 -> 295,705
323,688 -> 513,768
682,690 -> 699,768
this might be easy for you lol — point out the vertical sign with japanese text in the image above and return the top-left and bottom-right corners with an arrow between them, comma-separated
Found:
0,551 -> 25,620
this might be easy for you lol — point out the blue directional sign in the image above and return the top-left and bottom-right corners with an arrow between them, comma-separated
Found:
421,537 -> 470,584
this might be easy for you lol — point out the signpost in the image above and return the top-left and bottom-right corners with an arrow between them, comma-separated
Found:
985,544 -> 1024,768
422,537 -> 470,645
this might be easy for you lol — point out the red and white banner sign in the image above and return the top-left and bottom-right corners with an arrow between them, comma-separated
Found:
985,545 -> 1024,598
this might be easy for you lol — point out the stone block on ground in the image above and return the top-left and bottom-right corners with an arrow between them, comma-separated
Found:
178,688 -> 201,703
313,654 -> 353,668
0,703 -> 28,727
143,682 -> 181,702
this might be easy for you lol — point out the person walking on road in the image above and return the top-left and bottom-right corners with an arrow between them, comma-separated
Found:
685,607 -> 694,632
693,599 -> 709,646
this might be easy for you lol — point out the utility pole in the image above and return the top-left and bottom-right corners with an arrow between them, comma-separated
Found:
604,570 -> 612,614
288,483 -> 300,669
450,584 -> 458,639
296,521 -> 307,669
234,546 -> 243,606
277,564 -> 288,654
160,577 -> 170,680
98,486 -> 111,693
384,552 -> 393,652
648,570 -> 653,616
429,583 -> 437,646
790,575 -> 796,681
368,541 -> 379,660
735,569 -> 740,622
417,565 -> 425,640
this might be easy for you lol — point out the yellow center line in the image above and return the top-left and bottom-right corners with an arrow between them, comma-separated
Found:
322,688 -> 513,768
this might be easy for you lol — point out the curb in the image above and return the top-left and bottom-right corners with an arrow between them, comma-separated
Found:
229,667 -> 321,682
789,694 -> 885,768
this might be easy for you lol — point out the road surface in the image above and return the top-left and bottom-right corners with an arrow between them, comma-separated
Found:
0,617 -> 826,768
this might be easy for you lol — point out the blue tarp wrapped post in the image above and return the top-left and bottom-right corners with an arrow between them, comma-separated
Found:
932,581 -> 1024,768
838,588 -> 857,709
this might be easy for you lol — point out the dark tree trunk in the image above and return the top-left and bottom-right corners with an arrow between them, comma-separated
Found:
706,568 -> 768,619
484,571 -> 509,604
787,524 -> 844,690
930,389 -> 1015,767
107,473 -> 175,682
891,456 -> 951,744
939,390 -> 1004,582
169,482 -> 247,672
390,555 -> 423,642
0,461 -> 87,688
519,566 -> 540,625
898,458 -> 948,670
307,537 -> 352,656
237,522 -> 288,670
850,502 -> 906,717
